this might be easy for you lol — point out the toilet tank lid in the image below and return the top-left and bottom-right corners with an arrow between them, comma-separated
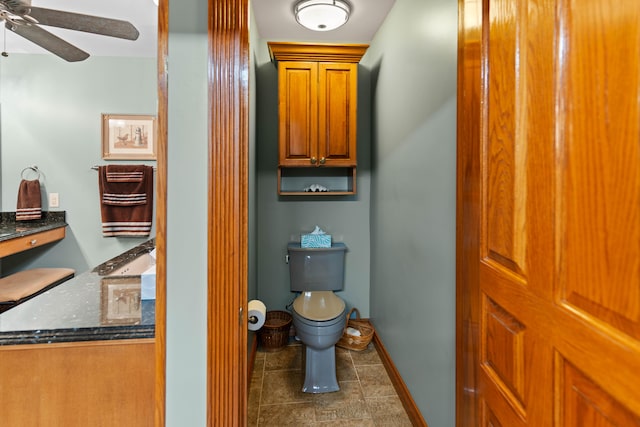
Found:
288,242 -> 347,252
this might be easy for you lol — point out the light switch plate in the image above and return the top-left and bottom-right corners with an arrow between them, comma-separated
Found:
49,193 -> 59,208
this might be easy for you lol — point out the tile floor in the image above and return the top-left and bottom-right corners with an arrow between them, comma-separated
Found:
248,341 -> 413,426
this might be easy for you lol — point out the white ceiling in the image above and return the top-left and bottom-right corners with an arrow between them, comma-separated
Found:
1,0 -> 394,59
252,0 -> 395,43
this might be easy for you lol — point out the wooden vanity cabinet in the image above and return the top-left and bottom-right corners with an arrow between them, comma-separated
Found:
0,339 -> 154,426
268,42 -> 368,194
0,227 -> 65,258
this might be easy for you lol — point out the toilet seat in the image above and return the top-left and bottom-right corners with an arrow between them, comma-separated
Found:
293,291 -> 345,321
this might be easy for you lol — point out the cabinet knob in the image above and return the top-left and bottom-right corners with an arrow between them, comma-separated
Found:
319,157 -> 326,165
310,157 -> 317,165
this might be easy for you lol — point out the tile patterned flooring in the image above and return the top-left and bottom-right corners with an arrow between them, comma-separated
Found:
248,341 -> 413,426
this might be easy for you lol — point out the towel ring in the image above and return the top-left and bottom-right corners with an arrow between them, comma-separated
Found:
21,165 -> 41,181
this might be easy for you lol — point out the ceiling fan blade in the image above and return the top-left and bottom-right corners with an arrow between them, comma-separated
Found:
25,7 -> 139,41
6,21 -> 89,62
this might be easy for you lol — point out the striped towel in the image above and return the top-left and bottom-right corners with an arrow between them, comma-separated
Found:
16,179 -> 42,221
98,165 -> 154,237
105,169 -> 144,183
102,166 -> 147,206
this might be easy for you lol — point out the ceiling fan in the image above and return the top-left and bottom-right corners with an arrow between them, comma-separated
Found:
0,0 -> 139,62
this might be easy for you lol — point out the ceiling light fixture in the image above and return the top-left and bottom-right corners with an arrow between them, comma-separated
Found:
294,0 -> 351,32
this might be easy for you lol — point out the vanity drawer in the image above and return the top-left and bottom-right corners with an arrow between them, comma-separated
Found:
0,227 -> 66,258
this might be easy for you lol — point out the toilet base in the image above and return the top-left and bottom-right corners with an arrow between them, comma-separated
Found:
302,345 -> 339,393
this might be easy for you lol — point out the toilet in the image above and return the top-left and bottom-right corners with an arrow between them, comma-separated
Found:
288,242 -> 348,393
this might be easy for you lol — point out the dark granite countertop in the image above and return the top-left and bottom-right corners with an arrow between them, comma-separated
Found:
0,239 -> 156,345
0,211 -> 68,241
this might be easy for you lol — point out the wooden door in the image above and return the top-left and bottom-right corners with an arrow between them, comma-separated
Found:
278,61 -> 319,166
457,0 -> 640,426
318,62 -> 358,166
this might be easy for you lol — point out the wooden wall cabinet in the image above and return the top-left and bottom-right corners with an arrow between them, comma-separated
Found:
268,42 -> 368,195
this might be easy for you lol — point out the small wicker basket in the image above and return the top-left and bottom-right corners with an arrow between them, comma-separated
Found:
336,308 -> 375,351
258,310 -> 292,352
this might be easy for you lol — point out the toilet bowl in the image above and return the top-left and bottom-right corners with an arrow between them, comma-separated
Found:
292,291 -> 346,393
288,242 -> 348,393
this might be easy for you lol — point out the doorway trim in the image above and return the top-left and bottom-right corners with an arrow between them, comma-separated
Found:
455,0 -> 481,424
154,1 -> 250,424
207,0 -> 250,425
154,0 -> 168,425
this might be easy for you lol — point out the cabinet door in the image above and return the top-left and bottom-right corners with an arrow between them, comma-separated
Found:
278,61 -> 318,166
318,62 -> 358,167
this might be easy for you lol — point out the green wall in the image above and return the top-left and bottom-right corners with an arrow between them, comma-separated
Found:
254,42 -> 372,317
166,0 -> 209,425
0,54 -> 157,274
361,0 -> 458,425
253,1 -> 457,424
248,0 -> 259,361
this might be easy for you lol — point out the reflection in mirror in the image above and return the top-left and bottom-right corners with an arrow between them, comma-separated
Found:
0,0 -> 158,275
0,2 -> 163,425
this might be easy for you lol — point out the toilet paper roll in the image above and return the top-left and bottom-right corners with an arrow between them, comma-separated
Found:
247,299 -> 267,331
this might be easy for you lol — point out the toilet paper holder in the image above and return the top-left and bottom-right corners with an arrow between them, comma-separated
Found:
238,308 -> 262,325
247,299 -> 267,331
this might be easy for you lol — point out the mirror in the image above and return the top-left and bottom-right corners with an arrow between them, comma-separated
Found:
0,1 -> 167,424
0,0 -> 158,274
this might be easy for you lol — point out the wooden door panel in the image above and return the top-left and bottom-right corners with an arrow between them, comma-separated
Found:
481,296 -> 526,408
557,357 -> 640,426
459,0 -> 640,425
556,0 -> 640,339
483,404 -> 505,427
481,0 -> 541,422
481,394 -> 525,427
484,0 -> 527,278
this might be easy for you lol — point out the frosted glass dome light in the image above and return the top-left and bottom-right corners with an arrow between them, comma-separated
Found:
294,0 -> 351,32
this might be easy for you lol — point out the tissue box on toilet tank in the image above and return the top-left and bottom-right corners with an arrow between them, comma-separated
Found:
301,234 -> 332,248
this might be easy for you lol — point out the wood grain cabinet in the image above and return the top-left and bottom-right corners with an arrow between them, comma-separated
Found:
0,339 -> 154,426
0,227 -> 65,258
268,42 -> 368,195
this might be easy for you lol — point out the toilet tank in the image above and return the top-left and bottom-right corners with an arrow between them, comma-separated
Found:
288,242 -> 347,292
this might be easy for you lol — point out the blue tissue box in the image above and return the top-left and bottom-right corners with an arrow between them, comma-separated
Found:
301,234 -> 332,248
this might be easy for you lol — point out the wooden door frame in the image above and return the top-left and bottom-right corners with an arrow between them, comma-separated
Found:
155,0 -> 168,425
154,1 -> 249,425
455,0 -> 482,425
207,1 -> 250,426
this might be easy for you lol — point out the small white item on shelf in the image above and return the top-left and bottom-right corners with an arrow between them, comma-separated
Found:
304,184 -> 329,192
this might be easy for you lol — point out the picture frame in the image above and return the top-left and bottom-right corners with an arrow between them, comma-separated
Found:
101,113 -> 157,160
100,277 -> 142,325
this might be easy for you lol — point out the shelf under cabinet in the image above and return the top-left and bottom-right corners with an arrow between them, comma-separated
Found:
278,167 -> 356,195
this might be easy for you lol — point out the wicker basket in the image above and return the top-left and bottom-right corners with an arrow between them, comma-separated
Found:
336,308 -> 375,351
258,310 -> 292,352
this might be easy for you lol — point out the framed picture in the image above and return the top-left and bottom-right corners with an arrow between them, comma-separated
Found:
101,277 -> 142,325
101,113 -> 157,160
